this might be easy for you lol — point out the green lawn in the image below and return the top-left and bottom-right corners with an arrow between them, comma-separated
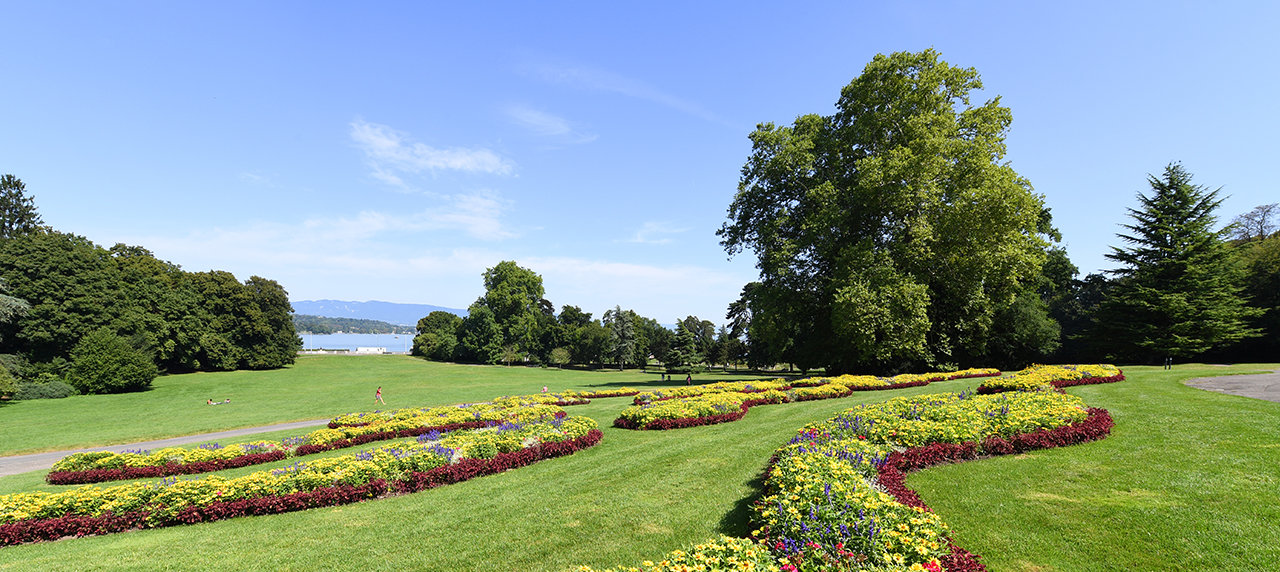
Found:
0,358 -> 1276,572
0,356 -> 778,456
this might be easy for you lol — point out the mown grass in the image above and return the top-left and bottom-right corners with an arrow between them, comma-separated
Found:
0,368 -> 974,572
910,363 -> 1280,572
0,360 -> 1276,571
0,356 -> 780,456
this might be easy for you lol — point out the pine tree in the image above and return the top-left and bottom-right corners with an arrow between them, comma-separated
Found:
1087,163 -> 1261,362
0,175 -> 44,239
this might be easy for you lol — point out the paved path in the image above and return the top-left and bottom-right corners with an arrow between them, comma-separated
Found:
1184,369 -> 1280,403
0,418 -> 330,477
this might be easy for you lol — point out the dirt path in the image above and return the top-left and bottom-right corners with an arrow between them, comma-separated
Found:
1184,369 -> 1280,403
0,418 -> 330,477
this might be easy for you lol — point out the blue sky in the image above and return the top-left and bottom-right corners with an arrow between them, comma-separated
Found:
4,2 -> 1277,325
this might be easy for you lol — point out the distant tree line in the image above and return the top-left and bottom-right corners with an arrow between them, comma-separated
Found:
292,314 -> 414,335
411,261 -> 745,371
0,175 -> 301,398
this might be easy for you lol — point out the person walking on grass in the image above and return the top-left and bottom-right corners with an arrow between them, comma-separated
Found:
375,386 -> 385,405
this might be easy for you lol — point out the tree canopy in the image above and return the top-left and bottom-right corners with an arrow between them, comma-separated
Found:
719,49 -> 1050,373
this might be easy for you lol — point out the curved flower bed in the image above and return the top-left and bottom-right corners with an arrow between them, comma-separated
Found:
47,404 -> 570,485
790,368 -> 1001,389
586,387 -> 1113,572
563,387 -> 640,399
2,417 -> 601,545
633,380 -> 793,405
976,364 -> 1123,394
47,451 -> 288,486
631,369 -> 1000,406
615,393 -> 751,430
329,398 -> 568,428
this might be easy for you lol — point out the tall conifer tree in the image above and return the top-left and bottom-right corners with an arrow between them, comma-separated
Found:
1087,163 -> 1260,362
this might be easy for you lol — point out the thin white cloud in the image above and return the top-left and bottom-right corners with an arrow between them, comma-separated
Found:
505,105 -> 598,143
626,221 -> 689,244
350,120 -> 513,189
520,59 -> 732,127
239,171 -> 277,187
298,193 -> 516,242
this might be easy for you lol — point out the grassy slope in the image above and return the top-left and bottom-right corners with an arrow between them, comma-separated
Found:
910,364 -> 1280,572
0,368 -> 973,572
0,360 -> 1276,571
0,356 -> 775,456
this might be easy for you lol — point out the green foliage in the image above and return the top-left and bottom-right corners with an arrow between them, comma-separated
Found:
1087,164 -> 1262,362
603,305 -> 637,369
0,365 -> 15,397
0,175 -> 44,240
1213,232 -> 1280,361
293,314 -> 412,334
412,331 -> 458,361
719,49 -> 1048,373
416,311 -> 463,336
667,320 -> 702,370
457,304 -> 504,364
482,261 -> 546,355
13,373 -> 78,400
548,346 -> 571,368
67,329 -> 158,394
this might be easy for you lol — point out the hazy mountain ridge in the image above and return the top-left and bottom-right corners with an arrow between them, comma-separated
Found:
291,300 -> 467,326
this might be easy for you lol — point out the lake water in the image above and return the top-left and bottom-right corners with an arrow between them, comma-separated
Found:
300,332 -> 414,353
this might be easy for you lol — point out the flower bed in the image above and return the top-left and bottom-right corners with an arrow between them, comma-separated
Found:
614,393 -> 750,430
47,404 -> 571,485
976,364 -> 1123,394
791,368 -> 1000,389
46,451 -> 288,486
589,386 -> 1114,572
633,380 -> 792,405
563,387 -> 639,399
2,417 -> 601,545
329,398 -> 564,428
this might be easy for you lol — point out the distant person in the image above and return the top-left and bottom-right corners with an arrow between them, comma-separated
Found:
207,399 -> 214,405
375,386 -> 385,405
223,399 -> 231,404
685,373 -> 692,385
542,386 -> 548,393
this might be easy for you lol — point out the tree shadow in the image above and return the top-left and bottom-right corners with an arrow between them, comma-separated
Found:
717,459 -> 772,537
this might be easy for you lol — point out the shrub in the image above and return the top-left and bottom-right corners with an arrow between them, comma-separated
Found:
14,374 -> 79,400
0,367 -> 15,398
67,329 -> 158,394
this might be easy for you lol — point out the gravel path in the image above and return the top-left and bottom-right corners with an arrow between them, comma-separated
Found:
1184,369 -> 1280,403
0,418 -> 330,477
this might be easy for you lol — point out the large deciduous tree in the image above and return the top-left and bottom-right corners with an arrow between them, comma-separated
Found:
719,49 -> 1050,373
1086,163 -> 1261,362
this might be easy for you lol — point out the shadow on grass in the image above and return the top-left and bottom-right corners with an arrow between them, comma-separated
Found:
717,459 -> 772,538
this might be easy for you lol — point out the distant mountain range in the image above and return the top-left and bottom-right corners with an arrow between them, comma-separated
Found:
290,300 -> 467,326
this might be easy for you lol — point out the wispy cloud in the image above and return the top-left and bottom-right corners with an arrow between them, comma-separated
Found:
239,171 -> 277,187
505,105 -> 597,143
519,58 -> 732,127
298,192 -> 516,242
625,221 -> 689,244
350,120 -> 513,189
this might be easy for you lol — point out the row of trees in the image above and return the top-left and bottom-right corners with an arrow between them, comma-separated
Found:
0,175 -> 301,396
292,314 -> 414,335
719,49 -> 1276,372
411,261 -> 741,370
